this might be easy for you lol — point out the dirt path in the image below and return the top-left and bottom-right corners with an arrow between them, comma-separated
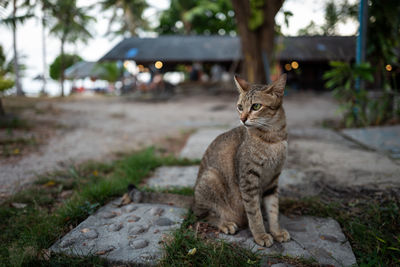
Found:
1,93 -> 399,198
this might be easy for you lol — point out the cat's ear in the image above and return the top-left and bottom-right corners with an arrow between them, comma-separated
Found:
234,75 -> 250,93
266,74 -> 286,97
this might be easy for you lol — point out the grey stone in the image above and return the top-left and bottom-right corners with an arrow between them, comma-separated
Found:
129,239 -> 149,249
150,207 -> 164,216
180,128 -> 227,159
341,125 -> 400,158
129,225 -> 148,235
50,201 -> 186,265
154,217 -> 175,226
146,166 -> 199,188
220,215 -> 356,267
123,205 -> 138,213
101,212 -> 117,219
108,223 -> 123,232
127,215 -> 141,222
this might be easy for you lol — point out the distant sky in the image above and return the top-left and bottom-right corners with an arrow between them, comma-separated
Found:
0,0 -> 358,94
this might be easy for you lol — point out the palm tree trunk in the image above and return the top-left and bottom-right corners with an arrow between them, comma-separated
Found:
12,0 -> 23,96
41,9 -> 47,95
60,38 -> 65,97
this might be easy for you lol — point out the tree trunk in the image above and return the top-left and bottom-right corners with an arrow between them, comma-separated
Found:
12,0 -> 23,96
0,98 -> 5,116
60,38 -> 65,97
231,0 -> 284,84
41,8 -> 47,95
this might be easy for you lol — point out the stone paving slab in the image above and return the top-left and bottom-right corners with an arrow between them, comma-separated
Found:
146,166 -> 199,188
288,127 -> 356,147
220,215 -> 357,267
179,128 -> 227,159
50,198 -> 356,266
146,165 -> 307,191
50,200 -> 186,265
341,125 -> 400,158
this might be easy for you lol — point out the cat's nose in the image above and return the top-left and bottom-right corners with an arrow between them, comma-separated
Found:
240,116 -> 247,123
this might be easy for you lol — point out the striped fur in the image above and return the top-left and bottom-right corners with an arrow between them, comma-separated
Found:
193,74 -> 290,247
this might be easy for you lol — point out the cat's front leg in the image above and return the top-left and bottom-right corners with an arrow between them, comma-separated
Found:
263,188 -> 290,243
239,171 -> 273,247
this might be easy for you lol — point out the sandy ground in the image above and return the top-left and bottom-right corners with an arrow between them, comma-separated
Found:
1,92 -> 399,198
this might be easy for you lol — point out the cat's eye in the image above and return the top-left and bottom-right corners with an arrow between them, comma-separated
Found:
251,103 -> 262,111
237,104 -> 243,111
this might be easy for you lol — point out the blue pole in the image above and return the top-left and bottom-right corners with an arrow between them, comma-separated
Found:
355,0 -> 368,91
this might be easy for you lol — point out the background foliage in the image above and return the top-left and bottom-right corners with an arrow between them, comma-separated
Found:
49,54 -> 82,81
157,0 -> 236,35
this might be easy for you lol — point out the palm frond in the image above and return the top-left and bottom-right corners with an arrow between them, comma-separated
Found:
0,13 -> 34,26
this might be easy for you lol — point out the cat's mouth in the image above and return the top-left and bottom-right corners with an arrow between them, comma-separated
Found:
242,120 -> 271,129
242,120 -> 255,128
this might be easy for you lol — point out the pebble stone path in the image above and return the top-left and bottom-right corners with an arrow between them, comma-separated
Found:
50,200 -> 186,265
50,127 -> 357,266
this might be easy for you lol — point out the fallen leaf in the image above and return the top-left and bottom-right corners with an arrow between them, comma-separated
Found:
247,259 -> 257,264
117,193 -> 132,207
187,248 -> 197,256
13,148 -> 20,155
43,180 -> 56,187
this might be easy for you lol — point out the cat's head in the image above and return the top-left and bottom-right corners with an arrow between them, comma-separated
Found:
234,74 -> 286,130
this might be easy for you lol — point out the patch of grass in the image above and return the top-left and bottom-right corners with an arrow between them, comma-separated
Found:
0,147 -> 195,266
0,136 -> 38,157
280,196 -> 400,266
160,211 -> 261,267
0,116 -> 30,130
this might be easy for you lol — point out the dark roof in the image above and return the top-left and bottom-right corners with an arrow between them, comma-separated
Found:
99,35 -> 241,63
65,61 -> 112,79
278,36 -> 356,62
65,61 -> 97,79
99,35 -> 355,63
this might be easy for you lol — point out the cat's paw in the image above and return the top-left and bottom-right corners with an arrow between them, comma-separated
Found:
254,233 -> 274,247
218,221 -> 238,235
271,228 -> 290,243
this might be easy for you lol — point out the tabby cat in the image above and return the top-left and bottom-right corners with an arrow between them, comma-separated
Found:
192,74 -> 290,247
126,74 -> 290,247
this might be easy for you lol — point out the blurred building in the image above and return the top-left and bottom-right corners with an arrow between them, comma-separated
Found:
99,35 -> 356,90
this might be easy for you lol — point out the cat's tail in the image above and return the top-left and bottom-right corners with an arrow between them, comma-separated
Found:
119,184 -> 194,209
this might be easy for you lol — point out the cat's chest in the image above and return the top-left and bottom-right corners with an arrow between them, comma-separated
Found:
241,140 -> 287,175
